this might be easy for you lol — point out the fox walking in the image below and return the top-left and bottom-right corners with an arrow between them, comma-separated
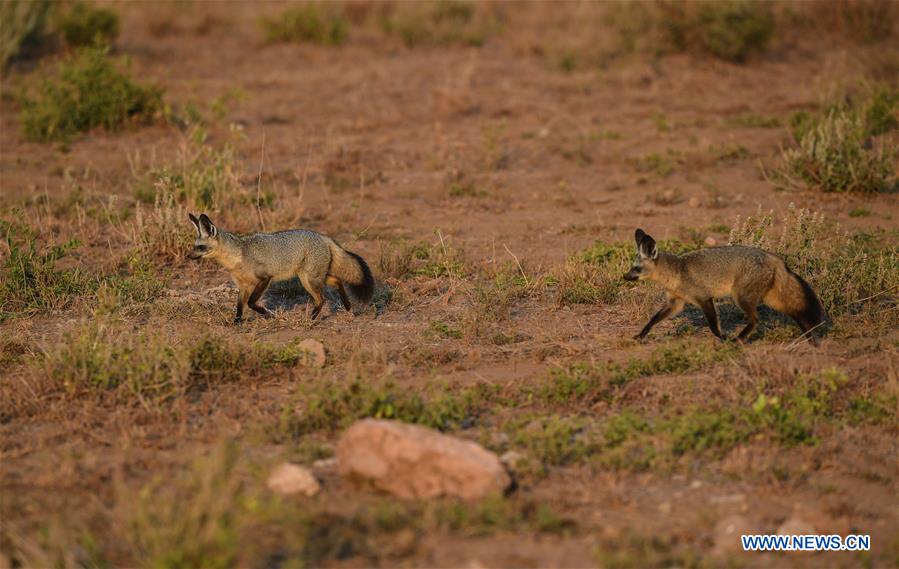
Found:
624,229 -> 825,344
187,214 -> 374,323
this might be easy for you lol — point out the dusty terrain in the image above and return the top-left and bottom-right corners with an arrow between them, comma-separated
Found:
1,2 -> 897,567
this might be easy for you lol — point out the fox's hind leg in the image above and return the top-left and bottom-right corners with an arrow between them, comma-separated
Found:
326,275 -> 352,311
248,277 -> 273,318
697,298 -> 724,340
635,297 -> 684,340
733,293 -> 762,342
299,273 -> 326,320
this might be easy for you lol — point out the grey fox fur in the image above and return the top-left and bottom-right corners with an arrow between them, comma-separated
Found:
624,228 -> 825,344
188,213 -> 374,323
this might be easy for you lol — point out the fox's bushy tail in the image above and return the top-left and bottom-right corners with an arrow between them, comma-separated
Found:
765,258 -> 825,338
326,239 -> 375,304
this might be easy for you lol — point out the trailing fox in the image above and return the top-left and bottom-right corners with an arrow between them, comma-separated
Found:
187,213 -> 374,323
624,229 -> 825,344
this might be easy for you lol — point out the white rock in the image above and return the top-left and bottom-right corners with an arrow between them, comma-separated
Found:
266,462 -> 321,496
337,419 -> 511,500
297,339 -> 326,368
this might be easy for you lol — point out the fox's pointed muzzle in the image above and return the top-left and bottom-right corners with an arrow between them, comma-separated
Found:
623,270 -> 639,281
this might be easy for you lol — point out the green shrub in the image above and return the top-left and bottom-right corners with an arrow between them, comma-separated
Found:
381,1 -> 500,48
0,0 -> 54,69
20,47 -> 163,142
555,240 -> 632,306
59,2 -> 120,47
287,379 -> 485,435
663,1 -> 774,63
0,218 -> 96,319
776,109 -> 894,193
509,416 -> 597,473
790,87 -> 898,142
133,127 -> 241,209
261,5 -> 347,46
729,205 -> 899,328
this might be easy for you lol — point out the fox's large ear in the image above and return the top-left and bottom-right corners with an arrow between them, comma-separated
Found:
635,228 -> 646,245
636,229 -> 657,260
198,214 -> 217,238
188,213 -> 201,237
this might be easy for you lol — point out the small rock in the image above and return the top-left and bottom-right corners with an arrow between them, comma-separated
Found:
266,462 -> 320,496
777,517 -> 816,536
714,514 -> 759,555
704,237 -> 717,247
688,196 -> 701,207
311,457 -> 338,471
337,419 -> 511,500
297,339 -> 326,368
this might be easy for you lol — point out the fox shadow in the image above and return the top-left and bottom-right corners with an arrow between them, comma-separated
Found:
261,277 -> 390,317
672,300 -> 811,341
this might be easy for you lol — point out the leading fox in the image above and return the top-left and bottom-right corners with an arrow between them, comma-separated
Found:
624,229 -> 825,344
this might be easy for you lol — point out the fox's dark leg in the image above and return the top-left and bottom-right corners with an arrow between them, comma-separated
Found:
326,275 -> 352,311
733,295 -> 760,342
635,298 -> 684,340
234,288 -> 249,324
698,298 -> 724,340
248,277 -> 273,317
299,274 -> 326,320
790,313 -> 821,346
336,282 -> 352,312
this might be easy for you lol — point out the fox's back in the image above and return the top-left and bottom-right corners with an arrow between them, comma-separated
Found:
676,246 -> 777,297
239,229 -> 331,278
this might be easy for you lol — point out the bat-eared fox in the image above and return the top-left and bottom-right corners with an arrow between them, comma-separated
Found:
188,214 -> 374,323
624,229 -> 825,345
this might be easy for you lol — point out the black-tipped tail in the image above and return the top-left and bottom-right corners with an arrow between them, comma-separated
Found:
790,270 -> 826,340
346,251 -> 375,304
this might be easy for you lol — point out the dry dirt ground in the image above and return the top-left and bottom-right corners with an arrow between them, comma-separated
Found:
1,2 -> 898,568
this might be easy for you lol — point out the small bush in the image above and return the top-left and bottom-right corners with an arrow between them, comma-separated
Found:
261,5 -> 347,46
555,240 -> 632,306
381,1 -> 500,48
0,0 -> 54,69
729,205 -> 899,329
286,379 -> 485,435
133,127 -> 242,209
508,416 -> 597,474
59,2 -> 120,47
0,218 -> 96,319
127,442 -> 243,568
662,0 -> 775,63
20,46 -> 163,142
776,109 -> 894,193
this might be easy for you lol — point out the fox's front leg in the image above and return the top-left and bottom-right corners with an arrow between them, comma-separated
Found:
635,297 -> 684,340
234,288 -> 249,324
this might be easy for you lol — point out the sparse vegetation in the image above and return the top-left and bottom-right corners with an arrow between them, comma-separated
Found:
661,1 -> 775,63
730,205 -> 899,329
133,127 -> 243,209
555,240 -> 632,306
19,46 -> 163,142
261,4 -> 348,46
381,1 -> 501,48
282,378 -> 488,436
1,217 -> 95,319
58,2 -> 120,47
776,109 -> 895,193
0,0 -> 54,69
